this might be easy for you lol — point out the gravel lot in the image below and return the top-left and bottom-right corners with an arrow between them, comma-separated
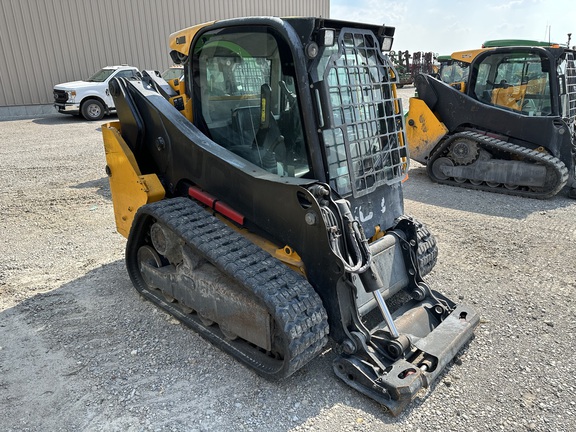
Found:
1,89 -> 575,431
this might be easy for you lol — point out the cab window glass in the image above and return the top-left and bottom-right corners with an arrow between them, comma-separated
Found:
194,28 -> 311,177
440,62 -> 468,84
473,52 -> 552,116
116,70 -> 138,79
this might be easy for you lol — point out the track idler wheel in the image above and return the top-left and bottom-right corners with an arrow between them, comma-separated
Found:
137,245 -> 163,290
220,326 -> 239,341
137,243 -> 177,303
198,313 -> 214,327
431,157 -> 453,180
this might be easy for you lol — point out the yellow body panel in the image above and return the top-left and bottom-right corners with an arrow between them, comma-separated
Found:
451,48 -> 489,64
166,78 -> 180,93
491,85 -> 525,111
405,98 -> 448,165
168,80 -> 194,122
169,21 -> 215,57
102,122 -> 165,238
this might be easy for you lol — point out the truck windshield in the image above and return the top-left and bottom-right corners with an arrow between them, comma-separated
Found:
87,69 -> 115,82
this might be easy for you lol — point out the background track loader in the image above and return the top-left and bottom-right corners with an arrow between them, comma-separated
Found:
407,39 -> 576,199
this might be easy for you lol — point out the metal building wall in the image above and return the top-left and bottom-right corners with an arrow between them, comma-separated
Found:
0,0 -> 329,107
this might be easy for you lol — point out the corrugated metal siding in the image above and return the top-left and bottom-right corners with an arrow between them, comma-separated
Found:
0,0 -> 329,107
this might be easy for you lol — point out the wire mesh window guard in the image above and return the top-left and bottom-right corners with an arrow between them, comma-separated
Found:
320,29 -> 408,198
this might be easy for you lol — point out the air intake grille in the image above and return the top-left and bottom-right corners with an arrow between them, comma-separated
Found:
53,90 -> 68,103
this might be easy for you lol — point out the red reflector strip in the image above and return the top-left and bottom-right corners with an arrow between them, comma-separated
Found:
215,201 -> 245,225
188,185 -> 245,225
188,186 -> 215,207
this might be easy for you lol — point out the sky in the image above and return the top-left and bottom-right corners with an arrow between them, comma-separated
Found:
330,0 -> 575,55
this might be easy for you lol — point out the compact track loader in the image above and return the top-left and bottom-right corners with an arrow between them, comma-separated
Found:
436,55 -> 469,91
407,41 -> 576,199
102,17 -> 478,415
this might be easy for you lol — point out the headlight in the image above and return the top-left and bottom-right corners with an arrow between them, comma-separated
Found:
66,90 -> 76,102
381,36 -> 393,52
318,28 -> 335,47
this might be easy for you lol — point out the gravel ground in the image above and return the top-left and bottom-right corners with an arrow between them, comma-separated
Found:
1,89 -> 575,431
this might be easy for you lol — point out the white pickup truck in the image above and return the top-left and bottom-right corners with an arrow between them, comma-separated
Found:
53,65 -> 140,120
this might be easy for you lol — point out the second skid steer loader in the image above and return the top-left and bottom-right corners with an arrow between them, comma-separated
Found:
407,40 -> 576,199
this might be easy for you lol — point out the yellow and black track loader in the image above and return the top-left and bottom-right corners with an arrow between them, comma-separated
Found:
407,42 -> 576,199
102,17 -> 478,415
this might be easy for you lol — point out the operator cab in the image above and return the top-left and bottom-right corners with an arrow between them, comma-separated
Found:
175,18 -> 408,236
188,20 -> 408,200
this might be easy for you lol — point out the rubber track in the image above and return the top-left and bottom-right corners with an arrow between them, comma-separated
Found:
128,197 -> 329,379
415,221 -> 438,277
395,216 -> 438,277
428,131 -> 569,199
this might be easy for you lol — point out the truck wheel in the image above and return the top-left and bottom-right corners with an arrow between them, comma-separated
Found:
81,99 -> 105,121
